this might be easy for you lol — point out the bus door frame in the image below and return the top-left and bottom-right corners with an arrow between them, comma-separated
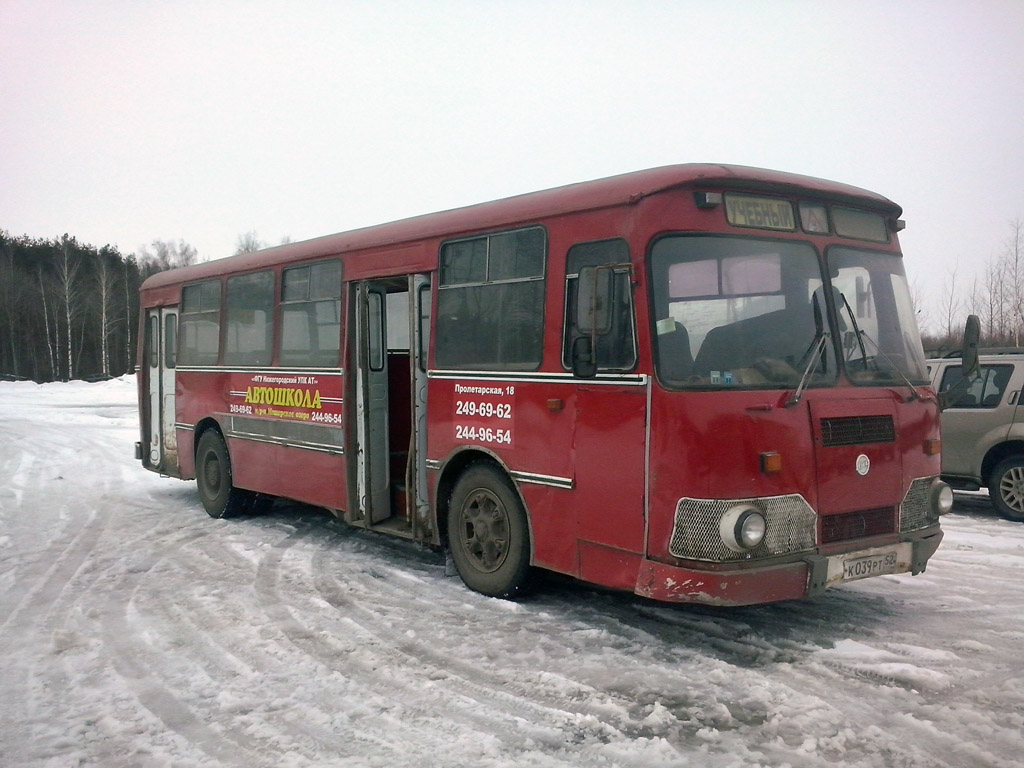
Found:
409,274 -> 431,538
352,274 -> 431,535
354,281 -> 391,524
145,306 -> 179,475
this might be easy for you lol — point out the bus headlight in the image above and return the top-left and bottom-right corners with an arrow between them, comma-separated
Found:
719,504 -> 767,552
930,478 -> 954,516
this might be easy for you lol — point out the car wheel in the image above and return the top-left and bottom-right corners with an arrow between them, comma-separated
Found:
989,456 -> 1024,522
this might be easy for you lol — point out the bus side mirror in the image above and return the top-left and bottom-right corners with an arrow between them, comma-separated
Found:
938,314 -> 981,411
571,336 -> 597,379
961,314 -> 980,377
576,266 -> 613,335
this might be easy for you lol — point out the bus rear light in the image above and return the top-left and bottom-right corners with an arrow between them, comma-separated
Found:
924,438 -> 941,456
760,451 -> 782,473
720,504 -> 767,552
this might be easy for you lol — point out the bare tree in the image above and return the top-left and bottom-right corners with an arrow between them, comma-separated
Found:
234,230 -> 265,256
95,253 -> 121,378
137,239 -> 198,279
38,265 -> 56,380
940,262 -> 961,347
1005,218 -> 1024,346
124,258 -> 136,370
54,237 -> 84,380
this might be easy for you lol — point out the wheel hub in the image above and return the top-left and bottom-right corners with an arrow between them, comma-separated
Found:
1000,466 -> 1024,513
461,489 -> 510,573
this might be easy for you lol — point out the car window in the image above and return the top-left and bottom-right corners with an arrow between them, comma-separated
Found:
939,363 -> 1014,408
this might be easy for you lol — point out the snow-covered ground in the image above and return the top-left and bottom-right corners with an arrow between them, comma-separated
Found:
1,377 -> 1022,768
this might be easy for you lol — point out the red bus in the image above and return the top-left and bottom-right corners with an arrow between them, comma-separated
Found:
137,164 -> 958,606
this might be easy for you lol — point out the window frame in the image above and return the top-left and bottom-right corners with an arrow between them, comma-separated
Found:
178,279 -> 222,366
278,258 -> 344,368
940,363 -> 1014,409
561,238 -> 637,372
435,225 -> 547,371
223,270 -> 275,367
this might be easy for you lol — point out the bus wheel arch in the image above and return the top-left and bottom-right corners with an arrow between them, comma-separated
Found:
194,425 -> 252,519
440,452 -> 534,599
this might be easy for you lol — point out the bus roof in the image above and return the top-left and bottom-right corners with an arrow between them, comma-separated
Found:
140,163 -> 901,290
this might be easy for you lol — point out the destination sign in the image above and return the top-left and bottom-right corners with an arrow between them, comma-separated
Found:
725,195 -> 796,231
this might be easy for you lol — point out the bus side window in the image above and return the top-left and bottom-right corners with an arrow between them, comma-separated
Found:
562,238 -> 636,372
179,280 -> 221,366
436,227 -> 546,371
164,314 -> 176,369
279,260 -> 343,367
147,315 -> 159,369
224,271 -> 275,367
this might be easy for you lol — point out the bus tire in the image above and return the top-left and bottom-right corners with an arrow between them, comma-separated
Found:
447,464 -> 532,599
195,430 -> 250,519
989,456 -> 1024,522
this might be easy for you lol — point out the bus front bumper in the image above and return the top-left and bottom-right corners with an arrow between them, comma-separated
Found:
634,529 -> 943,606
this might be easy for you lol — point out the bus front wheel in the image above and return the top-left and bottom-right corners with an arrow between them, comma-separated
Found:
195,430 -> 251,519
447,464 -> 532,599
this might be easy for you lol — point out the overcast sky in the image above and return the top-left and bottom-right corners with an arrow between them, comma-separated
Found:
3,0 -> 1023,330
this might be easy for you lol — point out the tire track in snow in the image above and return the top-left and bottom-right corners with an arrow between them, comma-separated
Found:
237,516 -> 669,766
94,523 -> 273,767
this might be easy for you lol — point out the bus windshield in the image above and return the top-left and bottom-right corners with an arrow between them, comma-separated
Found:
828,246 -> 928,385
651,236 -> 833,389
650,237 -> 928,390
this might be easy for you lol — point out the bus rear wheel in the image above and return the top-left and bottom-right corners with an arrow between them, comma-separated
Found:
195,430 -> 251,519
448,465 -> 532,599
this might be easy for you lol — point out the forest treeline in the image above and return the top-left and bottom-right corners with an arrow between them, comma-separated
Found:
0,232 -> 197,382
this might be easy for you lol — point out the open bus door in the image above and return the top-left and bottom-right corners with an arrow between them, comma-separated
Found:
144,307 -> 179,475
355,282 -> 391,524
352,275 -> 431,536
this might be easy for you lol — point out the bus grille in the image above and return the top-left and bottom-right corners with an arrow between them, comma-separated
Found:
899,476 -> 939,532
820,507 -> 895,544
820,415 -> 895,446
669,494 -> 817,562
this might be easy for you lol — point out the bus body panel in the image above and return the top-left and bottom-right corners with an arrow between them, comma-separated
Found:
809,397 -> 901,515
173,368 -> 348,510
572,381 -> 647,554
428,375 -> 579,574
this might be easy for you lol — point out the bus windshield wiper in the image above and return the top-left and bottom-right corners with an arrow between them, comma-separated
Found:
786,293 -> 828,407
839,291 -> 870,371
838,290 -> 922,400
854,328 -> 923,401
786,331 -> 829,407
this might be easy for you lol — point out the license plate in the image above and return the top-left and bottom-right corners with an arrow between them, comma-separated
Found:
823,543 -> 912,586
843,551 -> 900,581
